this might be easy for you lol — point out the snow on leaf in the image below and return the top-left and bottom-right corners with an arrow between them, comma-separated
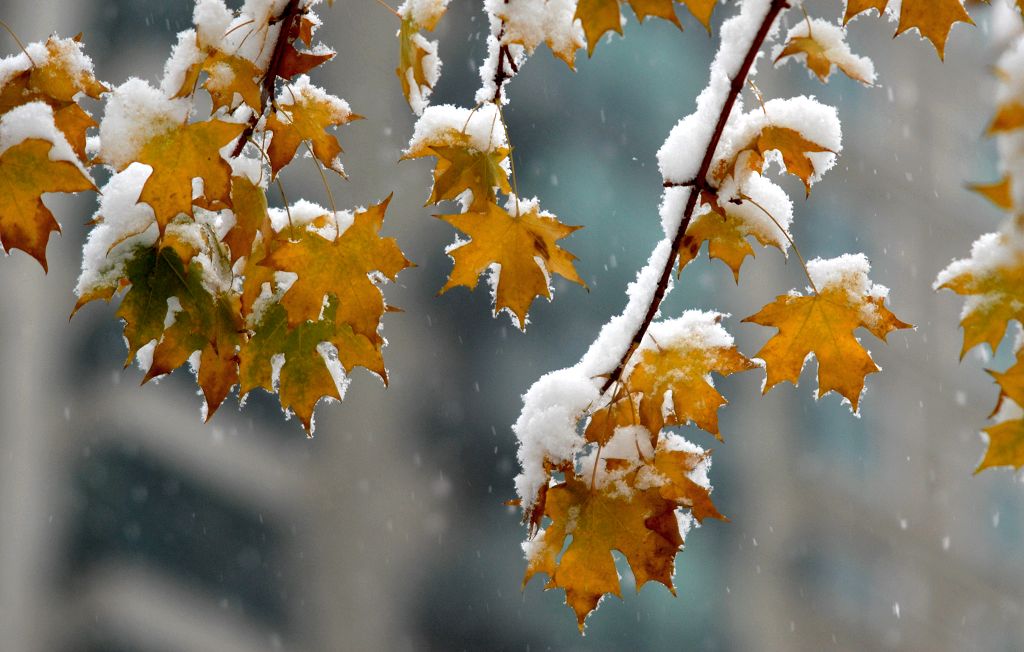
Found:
524,437 -> 721,630
774,18 -> 875,85
715,125 -> 835,196
437,199 -> 583,329
936,226 -> 1024,357
266,77 -> 360,178
744,255 -> 912,412
404,127 -> 511,210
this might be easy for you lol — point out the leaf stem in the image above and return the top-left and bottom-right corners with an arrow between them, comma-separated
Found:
371,0 -> 402,19
496,104 -> 521,216
600,0 -> 791,394
0,19 -> 36,66
230,0 -> 302,158
739,192 -> 818,294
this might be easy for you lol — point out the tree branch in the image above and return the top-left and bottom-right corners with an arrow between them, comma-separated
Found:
230,0 -> 302,158
600,0 -> 791,394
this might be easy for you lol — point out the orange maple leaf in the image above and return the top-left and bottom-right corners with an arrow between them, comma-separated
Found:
133,118 -> 246,231
262,197 -> 412,337
0,138 -> 95,270
437,201 -> 584,329
977,351 -> 1024,473
525,437 -> 721,630
266,79 -> 360,177
744,257 -> 911,411
844,0 -> 973,59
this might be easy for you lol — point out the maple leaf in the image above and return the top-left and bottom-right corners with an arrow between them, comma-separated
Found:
524,437 -> 721,629
627,325 -> 755,438
988,101 -> 1024,135
133,119 -> 246,231
936,228 -> 1024,356
262,197 -> 412,337
575,0 -> 718,55
494,1 -> 585,68
0,37 -> 108,161
587,313 -> 753,442
266,78 -> 360,177
114,244 -> 199,364
844,0 -> 973,59
713,125 -> 834,196
223,176 -> 270,264
744,255 -> 912,411
969,177 -> 1014,211
403,128 -> 511,209
681,0 -> 717,31
976,352 -> 1024,472
575,0 -> 625,57
397,15 -> 439,112
437,200 -> 584,329
144,287 -> 243,419
240,301 -> 385,433
200,51 -> 262,113
774,24 -> 874,85
0,138 -> 95,270
678,198 -> 787,280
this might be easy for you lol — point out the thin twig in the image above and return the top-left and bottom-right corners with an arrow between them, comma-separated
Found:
601,0 -> 791,394
740,192 -> 818,293
230,0 -> 303,158
0,19 -> 36,66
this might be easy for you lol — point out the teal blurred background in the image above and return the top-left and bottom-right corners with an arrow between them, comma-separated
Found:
1,1 -> 1023,650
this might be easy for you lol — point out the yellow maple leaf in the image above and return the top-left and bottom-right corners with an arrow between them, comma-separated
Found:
969,176 -> 1014,211
681,0 -> 717,31
977,351 -> 1024,472
0,37 -> 107,162
744,257 -> 911,411
396,15 -> 438,111
0,138 -> 95,270
678,197 -> 787,280
239,301 -> 386,433
844,0 -> 972,59
261,197 -> 412,337
266,79 -> 360,177
200,51 -> 262,112
403,128 -> 511,209
628,328 -> 755,438
775,32 -> 873,85
714,125 -> 833,195
437,201 -> 584,329
937,228 -> 1024,356
223,176 -> 270,264
988,101 -> 1024,135
133,118 -> 246,231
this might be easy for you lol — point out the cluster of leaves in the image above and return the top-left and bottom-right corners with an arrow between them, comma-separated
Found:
511,0 -> 1015,629
2,0 -> 1023,635
0,35 -> 103,269
1,0 -> 412,434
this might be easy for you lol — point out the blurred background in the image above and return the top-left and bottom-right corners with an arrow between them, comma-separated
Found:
1,0 -> 1023,650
